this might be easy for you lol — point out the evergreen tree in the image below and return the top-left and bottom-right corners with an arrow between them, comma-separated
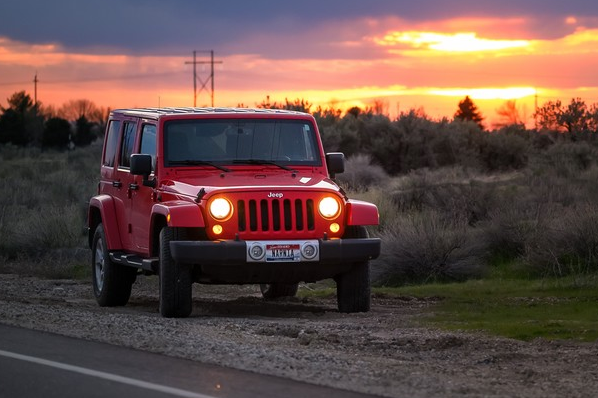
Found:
73,115 -> 95,146
454,96 -> 484,130
42,117 -> 72,149
0,91 -> 44,146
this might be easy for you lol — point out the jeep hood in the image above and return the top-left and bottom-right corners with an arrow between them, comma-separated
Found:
160,171 -> 342,199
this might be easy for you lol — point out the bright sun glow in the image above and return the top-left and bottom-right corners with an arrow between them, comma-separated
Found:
429,87 -> 537,100
376,31 -> 530,52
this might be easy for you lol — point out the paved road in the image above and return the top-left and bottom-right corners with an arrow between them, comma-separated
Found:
0,324 -> 378,398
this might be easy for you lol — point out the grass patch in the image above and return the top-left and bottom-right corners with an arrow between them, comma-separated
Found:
381,275 -> 598,342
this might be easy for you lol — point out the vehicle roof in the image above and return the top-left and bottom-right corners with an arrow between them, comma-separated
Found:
109,107 -> 312,120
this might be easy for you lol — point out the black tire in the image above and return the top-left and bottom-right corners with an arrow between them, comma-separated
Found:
91,224 -> 136,306
159,227 -> 193,318
260,283 -> 299,300
336,226 -> 371,313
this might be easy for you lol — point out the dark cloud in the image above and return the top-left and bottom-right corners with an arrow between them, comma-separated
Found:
0,0 -> 597,57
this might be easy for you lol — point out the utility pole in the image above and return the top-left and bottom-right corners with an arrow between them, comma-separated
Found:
33,73 -> 38,105
184,50 -> 223,107
534,88 -> 538,130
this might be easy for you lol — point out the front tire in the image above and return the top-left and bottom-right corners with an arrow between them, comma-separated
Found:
91,224 -> 136,306
335,226 -> 371,313
159,227 -> 193,318
260,283 -> 299,300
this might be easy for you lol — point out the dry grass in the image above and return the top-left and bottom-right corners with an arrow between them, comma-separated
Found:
362,160 -> 598,286
0,144 -> 100,277
372,209 -> 486,285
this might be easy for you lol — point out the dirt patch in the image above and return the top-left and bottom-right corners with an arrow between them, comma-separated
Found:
1,274 -> 597,397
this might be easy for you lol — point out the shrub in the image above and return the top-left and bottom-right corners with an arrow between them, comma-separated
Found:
543,141 -> 596,177
390,167 -> 500,224
483,200 -> 550,262
524,203 -> 598,277
336,154 -> 389,190
477,132 -> 529,171
372,209 -> 487,286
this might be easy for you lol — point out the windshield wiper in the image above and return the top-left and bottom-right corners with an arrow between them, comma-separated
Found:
232,159 -> 296,172
169,160 -> 230,172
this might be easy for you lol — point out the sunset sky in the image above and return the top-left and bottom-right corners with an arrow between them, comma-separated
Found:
1,0 -> 598,126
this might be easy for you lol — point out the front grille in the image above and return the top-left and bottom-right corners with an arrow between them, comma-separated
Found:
237,199 -> 315,232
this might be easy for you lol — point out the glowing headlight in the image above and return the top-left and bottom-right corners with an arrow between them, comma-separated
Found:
209,198 -> 232,220
318,196 -> 340,219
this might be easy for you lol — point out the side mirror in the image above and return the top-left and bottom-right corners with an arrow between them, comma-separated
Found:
326,152 -> 345,179
130,154 -> 156,188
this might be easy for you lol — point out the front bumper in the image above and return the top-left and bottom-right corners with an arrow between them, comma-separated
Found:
170,238 -> 381,266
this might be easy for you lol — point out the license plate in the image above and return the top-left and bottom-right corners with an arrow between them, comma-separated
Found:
266,244 -> 301,262
245,240 -> 319,263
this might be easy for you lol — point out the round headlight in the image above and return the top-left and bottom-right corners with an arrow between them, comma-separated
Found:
318,196 -> 340,219
209,198 -> 232,220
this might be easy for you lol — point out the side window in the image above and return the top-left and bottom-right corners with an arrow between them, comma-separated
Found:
103,120 -> 121,167
140,124 -> 157,171
119,122 -> 137,169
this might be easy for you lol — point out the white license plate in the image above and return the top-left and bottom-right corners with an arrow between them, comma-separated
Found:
266,243 -> 301,262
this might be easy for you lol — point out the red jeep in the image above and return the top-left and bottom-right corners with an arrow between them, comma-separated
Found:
88,108 -> 380,317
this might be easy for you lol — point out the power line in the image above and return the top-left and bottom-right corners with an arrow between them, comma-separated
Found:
0,71 -> 184,87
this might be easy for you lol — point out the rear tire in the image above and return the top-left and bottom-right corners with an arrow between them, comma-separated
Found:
159,227 -> 193,318
260,283 -> 299,299
91,224 -> 136,307
336,226 -> 371,313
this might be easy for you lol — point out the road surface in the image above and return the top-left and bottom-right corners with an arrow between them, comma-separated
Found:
0,324 -> 377,398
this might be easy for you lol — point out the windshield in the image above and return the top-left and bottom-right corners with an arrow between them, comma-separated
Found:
164,119 -> 321,167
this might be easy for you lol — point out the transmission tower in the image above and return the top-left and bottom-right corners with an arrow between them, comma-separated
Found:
185,50 -> 223,107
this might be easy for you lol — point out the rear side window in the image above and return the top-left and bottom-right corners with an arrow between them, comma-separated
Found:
119,122 -> 137,169
103,120 -> 121,167
140,124 -> 157,171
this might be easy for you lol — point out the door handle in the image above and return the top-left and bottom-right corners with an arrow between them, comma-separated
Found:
129,183 -> 139,191
112,181 -> 122,188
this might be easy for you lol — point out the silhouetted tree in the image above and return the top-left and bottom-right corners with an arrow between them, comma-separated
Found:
589,103 -> 598,133
42,117 -> 72,149
346,106 -> 362,118
369,99 -> 389,116
58,99 -> 103,123
561,98 -> 589,133
454,96 -> 484,130
0,91 -> 44,146
535,98 -> 593,133
494,100 -> 525,129
73,116 -> 95,146
256,96 -> 312,113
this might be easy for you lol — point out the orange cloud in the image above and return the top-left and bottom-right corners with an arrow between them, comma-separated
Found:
375,31 -> 530,53
428,87 -> 536,100
2,14 -> 598,130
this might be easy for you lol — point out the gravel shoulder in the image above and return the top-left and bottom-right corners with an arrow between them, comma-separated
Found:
1,273 -> 597,398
